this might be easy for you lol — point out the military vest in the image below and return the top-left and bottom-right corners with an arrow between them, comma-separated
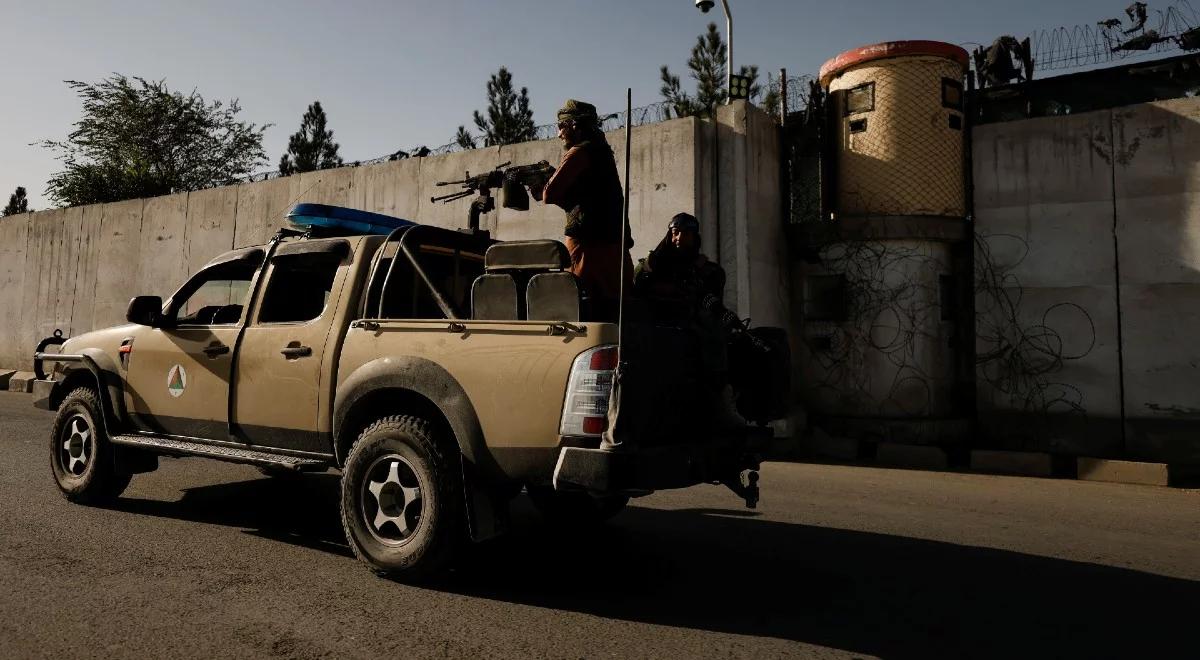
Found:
561,139 -> 625,243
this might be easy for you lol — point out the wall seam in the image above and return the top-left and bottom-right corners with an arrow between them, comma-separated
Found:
1109,108 -> 1128,453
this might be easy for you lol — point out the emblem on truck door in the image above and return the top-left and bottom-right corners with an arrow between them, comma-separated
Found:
167,365 -> 187,398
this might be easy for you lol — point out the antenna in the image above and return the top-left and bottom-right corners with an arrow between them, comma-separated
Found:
617,88 -> 632,347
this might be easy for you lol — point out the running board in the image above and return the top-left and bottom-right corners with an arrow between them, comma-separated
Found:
110,435 -> 330,471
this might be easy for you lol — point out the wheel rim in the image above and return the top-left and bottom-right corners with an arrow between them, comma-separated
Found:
360,454 -> 424,546
59,414 -> 92,478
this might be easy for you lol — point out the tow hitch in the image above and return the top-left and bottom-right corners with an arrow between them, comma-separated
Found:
722,468 -> 760,509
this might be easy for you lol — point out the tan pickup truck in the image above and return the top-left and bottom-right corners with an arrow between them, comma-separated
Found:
34,206 -> 786,580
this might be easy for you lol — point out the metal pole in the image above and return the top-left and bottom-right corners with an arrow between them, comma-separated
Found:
779,67 -> 788,122
722,0 -> 733,103
618,88 -> 632,343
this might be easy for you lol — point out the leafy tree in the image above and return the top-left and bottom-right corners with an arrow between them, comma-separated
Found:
2,186 -> 31,216
39,75 -> 269,207
471,67 -> 536,146
278,101 -> 343,175
659,23 -> 771,118
454,125 -> 477,150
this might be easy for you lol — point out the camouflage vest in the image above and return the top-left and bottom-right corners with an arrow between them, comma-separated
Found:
561,139 -> 625,243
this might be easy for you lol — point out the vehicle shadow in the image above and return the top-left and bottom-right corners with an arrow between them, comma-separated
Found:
112,473 -> 352,558
112,476 -> 1197,658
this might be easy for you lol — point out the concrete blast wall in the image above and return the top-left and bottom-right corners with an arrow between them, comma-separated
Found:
973,96 -> 1200,463
0,103 -> 785,373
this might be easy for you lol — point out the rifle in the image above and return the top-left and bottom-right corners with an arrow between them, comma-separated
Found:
430,160 -> 555,234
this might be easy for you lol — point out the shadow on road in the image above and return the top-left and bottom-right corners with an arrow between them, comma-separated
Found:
113,475 -> 1197,658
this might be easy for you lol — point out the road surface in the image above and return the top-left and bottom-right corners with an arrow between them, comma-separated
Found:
1,391 -> 1197,658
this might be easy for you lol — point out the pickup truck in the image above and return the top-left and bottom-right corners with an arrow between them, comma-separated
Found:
34,204 -> 787,580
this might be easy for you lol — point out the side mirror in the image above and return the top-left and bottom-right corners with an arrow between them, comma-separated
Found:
126,296 -> 164,327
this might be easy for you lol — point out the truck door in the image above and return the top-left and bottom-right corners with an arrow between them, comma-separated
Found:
124,251 -> 262,439
231,239 -> 352,453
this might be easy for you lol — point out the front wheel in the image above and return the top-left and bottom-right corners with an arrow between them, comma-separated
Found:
50,387 -> 131,504
340,416 -> 462,581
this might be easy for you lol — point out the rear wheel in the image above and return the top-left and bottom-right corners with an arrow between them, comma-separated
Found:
340,416 -> 461,581
50,387 -> 131,504
527,486 -> 628,525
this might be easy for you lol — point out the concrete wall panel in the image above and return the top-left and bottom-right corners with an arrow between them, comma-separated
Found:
296,166 -> 356,210
0,215 -> 30,368
91,198 -> 144,328
1113,99 -> 1200,461
137,193 -> 190,299
183,187 -> 237,276
233,177 -> 297,248
973,110 -> 1115,209
68,205 -> 104,337
351,159 -> 422,221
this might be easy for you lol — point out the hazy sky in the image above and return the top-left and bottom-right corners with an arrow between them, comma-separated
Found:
0,1 -> 1158,209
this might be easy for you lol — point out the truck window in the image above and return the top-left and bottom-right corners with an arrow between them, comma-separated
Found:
257,253 -> 343,324
170,260 -> 257,326
371,243 -> 484,319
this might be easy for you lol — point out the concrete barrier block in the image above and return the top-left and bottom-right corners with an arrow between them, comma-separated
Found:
31,378 -> 53,410
1077,457 -> 1170,486
970,450 -> 1054,477
0,370 -> 15,389
7,371 -> 37,393
876,443 -> 948,470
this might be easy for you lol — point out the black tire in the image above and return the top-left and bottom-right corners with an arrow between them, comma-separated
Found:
50,387 -> 132,504
340,415 -> 461,581
527,486 -> 628,525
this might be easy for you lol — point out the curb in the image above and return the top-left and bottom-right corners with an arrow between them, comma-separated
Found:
7,372 -> 36,393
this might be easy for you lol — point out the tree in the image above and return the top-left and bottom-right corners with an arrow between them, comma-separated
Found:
2,187 -> 31,216
471,67 -> 536,146
454,125 -> 477,150
659,23 -> 772,118
39,75 -> 269,207
278,101 -> 343,175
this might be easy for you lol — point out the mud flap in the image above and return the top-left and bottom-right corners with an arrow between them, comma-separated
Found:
460,456 -> 509,542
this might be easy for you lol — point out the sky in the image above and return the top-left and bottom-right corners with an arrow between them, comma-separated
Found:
0,0 -> 1171,210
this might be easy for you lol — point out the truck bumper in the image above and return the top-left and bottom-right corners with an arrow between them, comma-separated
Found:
553,443 -> 754,494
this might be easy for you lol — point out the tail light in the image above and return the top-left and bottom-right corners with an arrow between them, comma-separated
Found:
559,345 -> 618,437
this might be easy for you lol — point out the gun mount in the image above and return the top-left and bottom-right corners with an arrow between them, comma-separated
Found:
431,160 -> 555,236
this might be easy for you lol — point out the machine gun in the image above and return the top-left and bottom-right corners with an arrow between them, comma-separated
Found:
430,160 -> 555,235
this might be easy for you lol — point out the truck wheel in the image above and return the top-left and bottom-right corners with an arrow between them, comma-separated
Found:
527,486 -> 628,525
340,416 -> 461,581
50,387 -> 132,504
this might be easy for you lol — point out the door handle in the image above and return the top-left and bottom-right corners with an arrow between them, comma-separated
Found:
202,343 -> 230,358
280,345 -> 312,358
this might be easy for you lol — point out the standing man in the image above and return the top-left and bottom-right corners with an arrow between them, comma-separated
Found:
542,99 -> 633,322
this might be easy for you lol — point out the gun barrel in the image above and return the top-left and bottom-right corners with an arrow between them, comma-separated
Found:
431,190 -> 474,203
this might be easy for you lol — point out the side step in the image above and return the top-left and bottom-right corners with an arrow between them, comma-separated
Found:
111,435 -> 330,471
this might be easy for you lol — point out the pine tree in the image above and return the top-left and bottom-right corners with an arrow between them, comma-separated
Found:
659,23 -> 771,118
454,125 -> 477,150
471,67 -> 536,147
279,101 -> 343,176
2,186 -> 31,216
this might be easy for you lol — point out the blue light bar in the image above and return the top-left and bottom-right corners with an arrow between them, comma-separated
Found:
286,203 -> 417,235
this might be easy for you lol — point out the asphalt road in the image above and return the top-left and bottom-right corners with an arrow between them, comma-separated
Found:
1,391 -> 1197,659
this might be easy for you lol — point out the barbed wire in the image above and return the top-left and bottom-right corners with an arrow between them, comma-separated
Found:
241,101 -> 679,184
976,0 -> 1200,75
768,74 -> 817,115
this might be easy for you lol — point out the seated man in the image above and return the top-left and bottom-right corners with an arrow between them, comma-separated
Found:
635,212 -> 747,427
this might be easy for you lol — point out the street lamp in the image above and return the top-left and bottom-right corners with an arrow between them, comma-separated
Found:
694,0 -> 734,104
